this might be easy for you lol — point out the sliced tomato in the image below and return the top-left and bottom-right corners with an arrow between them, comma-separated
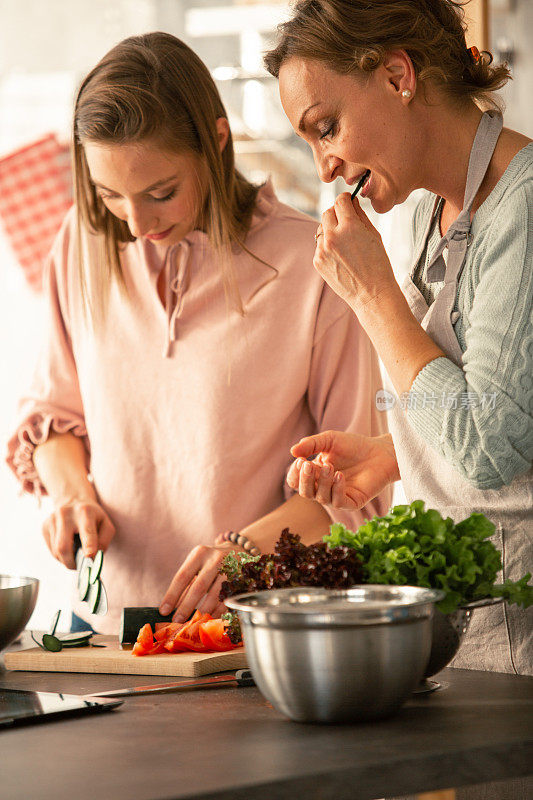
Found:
164,611 -> 212,653
165,637 -> 207,653
180,609 -> 207,630
177,611 -> 211,641
138,623 -> 154,647
154,623 -> 183,642
146,642 -> 166,655
155,614 -> 203,647
134,611 -> 233,656
163,636 -> 187,653
134,623 -> 154,650
198,624 -> 220,651
199,619 -> 239,652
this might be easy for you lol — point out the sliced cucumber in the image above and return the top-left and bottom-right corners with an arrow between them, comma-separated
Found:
78,564 -> 91,601
42,634 -> 63,652
87,580 -> 101,614
57,631 -> 93,645
48,609 -> 61,636
31,632 -> 47,650
73,541 -> 108,618
90,580 -> 108,616
95,582 -> 108,616
61,639 -> 92,648
75,547 -> 85,576
77,554 -> 93,590
89,550 -> 104,584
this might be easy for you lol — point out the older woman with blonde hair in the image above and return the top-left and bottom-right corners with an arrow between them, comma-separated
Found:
265,0 -> 532,692
6,32 -> 390,634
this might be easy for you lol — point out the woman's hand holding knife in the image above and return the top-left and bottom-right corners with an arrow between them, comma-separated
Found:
33,431 -> 115,569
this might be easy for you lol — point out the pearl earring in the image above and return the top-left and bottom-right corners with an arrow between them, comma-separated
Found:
402,89 -> 412,98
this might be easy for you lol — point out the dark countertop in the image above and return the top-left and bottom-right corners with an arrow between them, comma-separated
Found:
1,637 -> 532,800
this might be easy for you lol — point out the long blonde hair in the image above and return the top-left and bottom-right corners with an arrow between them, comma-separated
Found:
74,32 -> 264,321
264,0 -> 511,109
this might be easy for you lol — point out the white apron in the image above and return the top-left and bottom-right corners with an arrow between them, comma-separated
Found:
387,110 -> 533,676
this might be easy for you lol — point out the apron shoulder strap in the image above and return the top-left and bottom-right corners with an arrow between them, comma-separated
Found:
410,194 -> 441,277
426,111 -> 503,282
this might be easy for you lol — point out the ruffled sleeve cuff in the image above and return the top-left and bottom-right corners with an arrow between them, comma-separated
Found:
6,412 -> 87,497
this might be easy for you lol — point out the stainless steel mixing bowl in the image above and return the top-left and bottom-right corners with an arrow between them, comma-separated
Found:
0,575 -> 39,652
226,585 -> 444,723
425,597 -> 503,676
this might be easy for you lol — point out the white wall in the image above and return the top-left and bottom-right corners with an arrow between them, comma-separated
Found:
0,234 -> 71,630
0,0 -> 171,632
491,0 -> 533,137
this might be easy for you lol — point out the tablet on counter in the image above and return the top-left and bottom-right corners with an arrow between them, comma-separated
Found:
0,688 -> 123,728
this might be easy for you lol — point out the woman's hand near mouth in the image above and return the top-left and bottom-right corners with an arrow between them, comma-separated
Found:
315,192 -> 445,396
314,192 -> 398,314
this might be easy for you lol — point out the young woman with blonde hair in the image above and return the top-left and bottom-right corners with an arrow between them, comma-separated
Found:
6,32 -> 390,633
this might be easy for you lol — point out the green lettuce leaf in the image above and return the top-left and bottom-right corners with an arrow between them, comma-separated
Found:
323,502 -> 531,614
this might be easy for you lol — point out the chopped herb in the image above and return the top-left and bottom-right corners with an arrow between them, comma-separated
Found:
219,529 -> 364,600
221,611 -> 242,645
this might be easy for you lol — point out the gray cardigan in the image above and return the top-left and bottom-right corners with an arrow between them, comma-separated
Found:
407,143 -> 533,490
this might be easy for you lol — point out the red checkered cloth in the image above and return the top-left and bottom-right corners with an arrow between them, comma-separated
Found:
0,133 -> 73,291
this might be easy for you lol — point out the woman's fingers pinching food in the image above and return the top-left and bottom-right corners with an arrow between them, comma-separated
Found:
331,470 -> 348,509
298,459 -> 320,498
315,462 -> 335,505
286,458 -> 302,490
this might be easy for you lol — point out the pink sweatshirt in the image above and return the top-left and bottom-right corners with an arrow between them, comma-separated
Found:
6,182 -> 391,633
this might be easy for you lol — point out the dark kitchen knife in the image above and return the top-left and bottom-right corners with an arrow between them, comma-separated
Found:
120,607 -> 175,644
90,669 -> 255,698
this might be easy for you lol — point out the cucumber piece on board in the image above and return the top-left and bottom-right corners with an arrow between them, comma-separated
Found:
48,610 -> 61,636
89,550 -> 104,584
78,564 -> 91,601
61,639 -> 91,648
57,632 -> 93,645
42,634 -> 63,652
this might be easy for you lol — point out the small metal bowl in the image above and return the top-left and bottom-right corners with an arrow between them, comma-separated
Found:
226,585 -> 444,723
0,575 -> 39,652
425,597 -> 504,677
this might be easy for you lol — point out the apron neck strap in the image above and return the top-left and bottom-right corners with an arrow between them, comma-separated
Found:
462,110 -> 503,214
426,110 -> 503,278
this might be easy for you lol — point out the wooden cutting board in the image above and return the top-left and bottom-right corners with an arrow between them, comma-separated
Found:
4,636 -> 247,677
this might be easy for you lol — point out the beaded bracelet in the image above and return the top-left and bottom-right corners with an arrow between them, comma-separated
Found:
217,529 -> 261,557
